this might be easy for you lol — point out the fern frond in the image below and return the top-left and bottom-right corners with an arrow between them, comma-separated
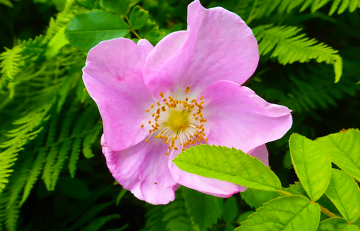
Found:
0,101 -> 54,194
4,200 -> 19,231
245,0 -> 360,22
68,107 -> 99,177
45,0 -> 79,40
0,46 -> 24,82
254,24 -> 342,82
0,0 -> 12,7
251,64 -> 360,114
19,149 -> 47,206
142,189 -> 194,231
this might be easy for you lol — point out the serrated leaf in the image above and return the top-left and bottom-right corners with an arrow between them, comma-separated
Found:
283,182 -> 307,196
100,0 -> 129,15
65,10 -> 130,52
236,195 -> 321,231
237,211 -> 255,225
289,133 -> 332,201
223,196 -> 238,223
317,129 -> 360,182
182,187 -> 223,231
174,145 -> 282,192
240,188 -> 279,209
139,19 -> 165,45
318,218 -> 359,231
284,182 -> 341,217
325,169 -> 360,223
129,6 -> 149,30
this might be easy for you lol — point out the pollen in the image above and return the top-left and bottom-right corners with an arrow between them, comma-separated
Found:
143,87 -> 207,155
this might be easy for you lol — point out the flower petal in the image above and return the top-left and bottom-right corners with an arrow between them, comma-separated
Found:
144,0 -> 259,98
201,80 -> 292,153
83,38 -> 155,151
169,147 -> 246,197
102,135 -> 179,205
248,144 -> 269,166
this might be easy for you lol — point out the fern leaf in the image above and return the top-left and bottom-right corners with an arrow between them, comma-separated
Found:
254,24 -> 342,82
4,200 -> 19,231
244,0 -> 360,21
68,107 -> 96,177
0,102 -> 53,194
19,148 -> 47,206
50,140 -> 72,190
0,0 -> 13,7
45,0 -> 78,40
0,46 -> 23,82
142,189 -> 194,231
82,122 -> 101,159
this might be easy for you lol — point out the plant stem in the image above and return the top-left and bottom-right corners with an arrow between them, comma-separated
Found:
278,190 -> 339,218
125,16 -> 141,39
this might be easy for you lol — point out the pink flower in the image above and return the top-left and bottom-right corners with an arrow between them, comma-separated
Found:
82,0 -> 292,204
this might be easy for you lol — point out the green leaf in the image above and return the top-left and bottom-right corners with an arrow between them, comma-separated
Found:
173,145 -> 282,192
100,0 -> 129,15
289,133 -> 332,201
236,195 -> 321,231
240,188 -> 279,209
325,169 -> 360,223
283,182 -> 307,196
129,6 -> 149,30
317,129 -> 360,182
139,19 -> 165,45
237,211 -> 255,225
182,187 -> 223,231
65,10 -> 130,52
223,196 -> 238,223
318,218 -> 359,231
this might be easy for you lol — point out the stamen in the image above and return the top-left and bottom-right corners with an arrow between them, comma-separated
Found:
143,87 -> 207,155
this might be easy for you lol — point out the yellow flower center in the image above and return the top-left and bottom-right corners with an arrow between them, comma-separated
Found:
141,87 -> 207,155
166,109 -> 191,133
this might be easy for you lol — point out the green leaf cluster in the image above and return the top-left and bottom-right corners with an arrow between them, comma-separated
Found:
174,129 -> 360,230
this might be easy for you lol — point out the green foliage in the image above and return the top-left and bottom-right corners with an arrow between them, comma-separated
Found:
100,0 -> 129,15
182,187 -> 223,231
289,133 -> 332,201
129,6 -> 150,29
240,188 -> 279,209
141,189 -> 194,231
325,169 -> 360,223
0,102 -> 53,194
254,25 -> 342,82
236,195 -> 321,231
319,217 -> 360,231
222,196 -> 238,223
65,10 -> 130,51
0,46 -> 23,82
174,144 -> 282,191
317,129 -> 360,182
243,0 -> 360,21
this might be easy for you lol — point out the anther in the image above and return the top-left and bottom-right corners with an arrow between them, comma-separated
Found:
160,92 -> 164,98
141,124 -> 144,128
